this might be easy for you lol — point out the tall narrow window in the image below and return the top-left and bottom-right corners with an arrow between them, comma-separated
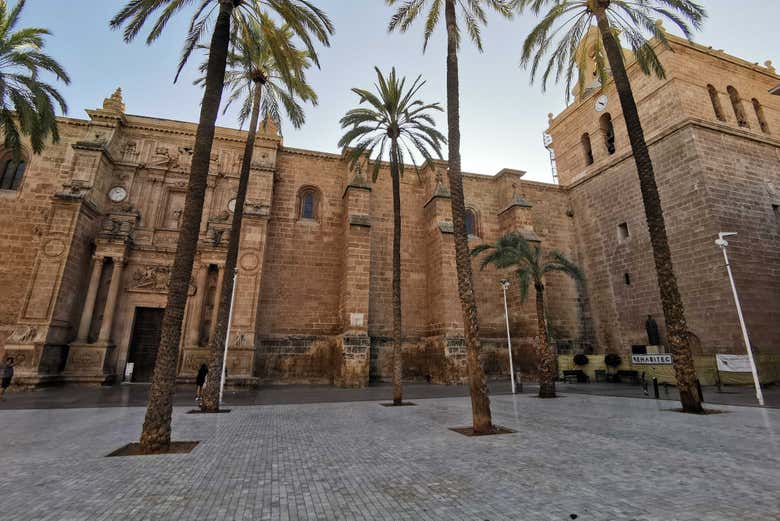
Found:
707,84 -> 725,121
727,86 -> 749,128
752,98 -> 770,134
0,159 -> 26,191
465,209 -> 478,237
581,133 -> 594,165
600,113 -> 616,155
617,222 -> 629,242
298,187 -> 320,221
301,192 -> 315,219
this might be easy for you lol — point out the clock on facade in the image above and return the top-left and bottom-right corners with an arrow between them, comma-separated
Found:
595,95 -> 609,112
108,186 -> 128,203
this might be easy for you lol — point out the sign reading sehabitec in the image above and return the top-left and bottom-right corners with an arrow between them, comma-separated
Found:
631,354 -> 673,365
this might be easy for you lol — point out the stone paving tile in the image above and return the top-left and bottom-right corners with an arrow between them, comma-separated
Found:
0,393 -> 778,520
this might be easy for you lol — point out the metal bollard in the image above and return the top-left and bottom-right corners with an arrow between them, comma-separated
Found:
653,377 -> 659,399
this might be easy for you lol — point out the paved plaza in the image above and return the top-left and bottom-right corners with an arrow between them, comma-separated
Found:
1,391 -> 778,520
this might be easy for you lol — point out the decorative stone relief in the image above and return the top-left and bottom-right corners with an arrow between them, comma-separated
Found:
10,325 -> 43,344
129,265 -> 196,294
131,265 -> 171,292
42,239 -> 66,258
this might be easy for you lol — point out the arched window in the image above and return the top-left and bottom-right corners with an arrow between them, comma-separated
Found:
727,86 -> 749,128
581,133 -> 594,165
297,186 -> 320,221
752,98 -> 770,134
0,157 -> 26,191
465,208 -> 478,237
600,113 -> 616,155
707,84 -> 726,122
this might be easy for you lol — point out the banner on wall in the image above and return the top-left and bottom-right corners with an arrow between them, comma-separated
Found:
716,354 -> 752,373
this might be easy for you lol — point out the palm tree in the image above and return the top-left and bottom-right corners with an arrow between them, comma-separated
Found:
519,0 -> 706,413
197,16 -> 317,413
0,0 -> 70,160
110,0 -> 333,452
338,67 -> 446,405
386,0 -> 514,434
472,233 -> 584,398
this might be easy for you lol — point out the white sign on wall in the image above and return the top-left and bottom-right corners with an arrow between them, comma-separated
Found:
350,313 -> 364,328
631,354 -> 673,365
716,354 -> 752,373
124,362 -> 135,382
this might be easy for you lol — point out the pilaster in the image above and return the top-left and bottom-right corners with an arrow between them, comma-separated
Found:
223,158 -> 276,383
335,169 -> 372,388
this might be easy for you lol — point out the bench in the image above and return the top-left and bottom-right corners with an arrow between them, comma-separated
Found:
562,370 -> 589,384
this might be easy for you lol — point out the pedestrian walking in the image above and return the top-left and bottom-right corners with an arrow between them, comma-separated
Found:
0,357 -> 15,400
195,363 -> 208,401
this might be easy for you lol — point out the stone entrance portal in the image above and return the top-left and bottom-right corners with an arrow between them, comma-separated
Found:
127,308 -> 164,382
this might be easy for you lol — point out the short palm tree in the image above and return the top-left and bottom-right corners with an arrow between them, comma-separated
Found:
472,233 -> 584,398
386,0 -> 515,434
0,0 -> 70,159
197,16 -> 317,413
519,0 -> 706,413
111,0 -> 333,452
338,67 -> 446,405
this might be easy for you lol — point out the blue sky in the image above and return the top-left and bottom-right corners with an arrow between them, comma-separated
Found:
24,1 -> 780,183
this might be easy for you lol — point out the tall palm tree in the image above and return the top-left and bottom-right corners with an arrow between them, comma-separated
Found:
472,233 -> 584,398
519,0 -> 706,413
338,67 -> 446,405
386,0 -> 514,434
196,16 -> 317,413
0,0 -> 70,160
110,0 -> 333,452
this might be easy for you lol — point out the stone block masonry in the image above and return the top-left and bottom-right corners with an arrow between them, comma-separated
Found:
1,31 -> 778,388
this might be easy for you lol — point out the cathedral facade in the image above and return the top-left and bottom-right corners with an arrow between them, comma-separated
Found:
0,31 -> 778,387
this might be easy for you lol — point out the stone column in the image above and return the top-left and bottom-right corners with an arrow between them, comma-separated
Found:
76,254 -> 104,342
207,264 -> 224,344
98,257 -> 125,344
188,263 -> 209,346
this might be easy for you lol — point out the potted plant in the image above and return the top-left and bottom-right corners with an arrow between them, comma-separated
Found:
573,353 -> 589,366
604,353 -> 622,382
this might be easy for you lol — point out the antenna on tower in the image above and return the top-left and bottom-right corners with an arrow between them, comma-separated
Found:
542,132 -> 558,185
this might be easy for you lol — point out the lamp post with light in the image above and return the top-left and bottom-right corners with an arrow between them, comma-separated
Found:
715,232 -> 764,406
500,279 -> 518,394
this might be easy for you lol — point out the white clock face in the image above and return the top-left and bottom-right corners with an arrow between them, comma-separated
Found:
595,95 -> 609,112
227,198 -> 237,213
108,186 -> 127,203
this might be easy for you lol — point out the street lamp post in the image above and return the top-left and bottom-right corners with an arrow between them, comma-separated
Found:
219,268 -> 238,406
715,232 -> 764,406
500,279 -> 517,394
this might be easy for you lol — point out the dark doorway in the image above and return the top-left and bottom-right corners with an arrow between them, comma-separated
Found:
127,307 -> 164,382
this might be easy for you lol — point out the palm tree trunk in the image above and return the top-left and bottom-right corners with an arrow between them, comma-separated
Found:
535,282 -> 556,398
444,0 -> 492,432
139,1 -> 234,452
201,79 -> 263,412
594,10 -> 702,412
390,140 -> 403,405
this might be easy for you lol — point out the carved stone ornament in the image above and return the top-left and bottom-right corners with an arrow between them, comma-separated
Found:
130,265 -> 196,295
10,325 -> 43,344
131,265 -> 172,292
